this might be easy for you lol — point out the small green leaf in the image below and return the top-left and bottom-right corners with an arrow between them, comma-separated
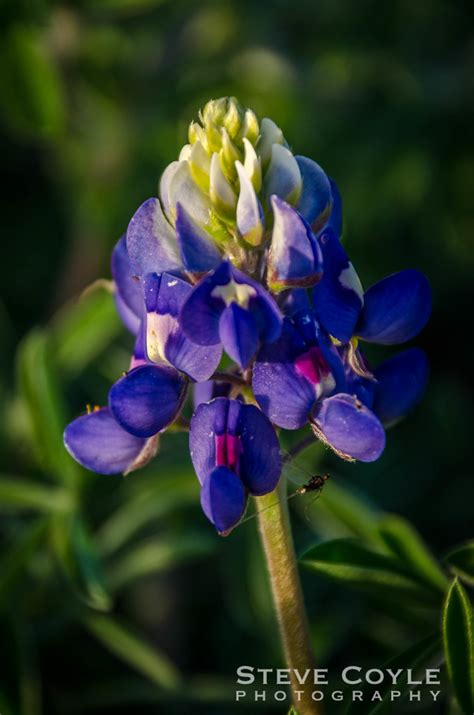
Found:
378,514 -> 448,593
345,633 -> 440,715
300,538 -> 437,603
17,329 -> 80,487
107,533 -> 215,591
52,286 -> 121,376
0,475 -> 72,514
287,707 -> 300,715
442,578 -> 474,715
444,542 -> 474,586
84,615 -> 181,691
51,515 -> 111,612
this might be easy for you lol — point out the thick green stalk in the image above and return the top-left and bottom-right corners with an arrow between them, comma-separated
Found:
256,481 -> 323,715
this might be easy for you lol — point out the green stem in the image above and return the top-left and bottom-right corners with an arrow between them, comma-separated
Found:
256,481 -> 323,715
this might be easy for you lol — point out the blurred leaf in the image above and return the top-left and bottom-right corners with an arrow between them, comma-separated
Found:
107,533 -> 215,591
378,514 -> 448,593
52,286 -> 121,376
345,633 -> 440,715
51,515 -> 111,612
442,578 -> 474,715
0,519 -> 48,607
97,472 -> 199,556
0,25 -> 65,138
444,542 -> 474,586
0,475 -> 72,513
86,0 -> 168,14
17,329 -> 80,487
84,615 -> 181,691
287,707 -> 299,714
301,539 -> 438,603
301,478 -> 381,543
13,620 -> 42,715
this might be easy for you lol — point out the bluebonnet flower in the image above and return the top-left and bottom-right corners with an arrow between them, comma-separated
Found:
64,97 -> 431,533
189,398 -> 281,534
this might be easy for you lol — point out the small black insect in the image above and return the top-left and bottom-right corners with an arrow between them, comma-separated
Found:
294,473 -> 330,496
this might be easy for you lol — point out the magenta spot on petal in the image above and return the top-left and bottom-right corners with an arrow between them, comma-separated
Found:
215,433 -> 241,473
129,357 -> 148,370
294,346 -> 330,386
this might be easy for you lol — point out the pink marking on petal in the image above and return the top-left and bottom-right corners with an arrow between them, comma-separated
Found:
129,356 -> 148,370
294,346 -> 331,386
215,433 -> 241,473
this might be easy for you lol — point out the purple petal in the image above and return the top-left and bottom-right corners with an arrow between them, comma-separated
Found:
109,364 -> 186,438
111,236 -> 144,333
268,196 -> 323,291
193,381 -> 231,409
130,320 -> 148,369
327,178 -> 343,236
356,269 -> 432,345
281,288 -> 313,317
219,303 -> 258,368
312,229 -> 364,342
126,198 -> 182,277
200,466 -> 247,534
64,407 -> 147,475
296,155 -> 332,231
115,291 -> 141,335
253,320 -> 317,429
180,261 -> 232,346
312,394 -> 385,462
237,403 -> 282,495
373,348 -> 429,427
145,272 -> 222,381
189,398 -> 281,497
189,398 -> 227,483
175,203 -> 221,273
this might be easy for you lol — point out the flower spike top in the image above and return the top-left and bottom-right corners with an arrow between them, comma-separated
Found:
64,96 -> 432,534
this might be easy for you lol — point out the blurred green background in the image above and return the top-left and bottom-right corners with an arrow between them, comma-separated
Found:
0,0 -> 473,713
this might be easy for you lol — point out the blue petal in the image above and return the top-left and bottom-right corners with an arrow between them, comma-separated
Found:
189,398 -> 227,483
253,320 -> 317,429
175,203 -> 221,273
296,155 -> 332,231
312,394 -> 385,462
219,303 -> 258,368
180,261 -> 282,348
281,288 -> 313,317
193,381 -> 231,409
327,178 -> 343,236
312,229 -> 364,342
356,269 -> 432,345
373,348 -> 429,426
111,236 -> 143,334
238,403 -> 282,495
268,196 -> 323,291
64,407 -> 147,475
180,261 -> 232,346
109,364 -> 186,438
200,466 -> 247,534
145,272 -> 222,380
126,198 -> 182,276
115,291 -> 141,335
